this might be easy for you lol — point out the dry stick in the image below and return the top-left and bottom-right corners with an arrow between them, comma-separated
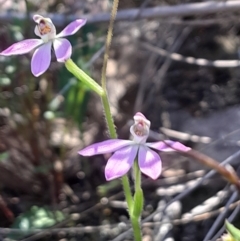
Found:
2,1 -> 240,25
100,0 -> 119,90
163,130 -> 240,190
161,130 -> 240,191
160,16 -> 240,26
159,127 -> 212,143
183,149 -> 240,191
141,42 -> 240,68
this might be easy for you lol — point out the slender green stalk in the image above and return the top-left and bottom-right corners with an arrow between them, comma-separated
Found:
65,59 -> 104,96
65,57 -> 135,215
99,0 -> 142,239
134,160 -> 141,192
122,175 -> 133,213
130,217 -> 142,241
101,92 -> 117,138
131,161 -> 143,240
65,0 -> 142,238
101,91 -> 134,216
100,0 -> 119,90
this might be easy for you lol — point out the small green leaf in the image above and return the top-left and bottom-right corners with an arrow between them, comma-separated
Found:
225,220 -> 240,241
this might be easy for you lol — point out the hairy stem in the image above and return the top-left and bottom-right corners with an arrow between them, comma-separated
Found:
100,0 -> 142,240
130,217 -> 142,241
101,0 -> 119,90
101,92 -> 116,138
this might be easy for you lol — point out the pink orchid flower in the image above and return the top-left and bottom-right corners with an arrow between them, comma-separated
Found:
1,15 -> 86,77
79,112 -> 191,181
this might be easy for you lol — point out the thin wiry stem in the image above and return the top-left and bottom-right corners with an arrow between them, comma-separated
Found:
100,0 -> 119,137
99,0 -> 141,240
100,0 -> 119,90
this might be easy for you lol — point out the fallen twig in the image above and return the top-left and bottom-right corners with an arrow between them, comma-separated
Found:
2,1 -> 240,25
141,42 -> 240,68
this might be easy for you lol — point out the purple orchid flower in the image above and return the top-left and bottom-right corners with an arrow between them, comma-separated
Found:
0,15 -> 86,77
79,112 -> 191,181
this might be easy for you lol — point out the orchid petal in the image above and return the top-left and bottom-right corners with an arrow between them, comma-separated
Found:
146,140 -> 191,152
34,26 -> 41,38
31,42 -> 52,77
79,139 -> 133,156
53,38 -> 72,62
1,39 -> 43,56
105,145 -> 138,181
56,19 -> 87,38
138,145 -> 162,179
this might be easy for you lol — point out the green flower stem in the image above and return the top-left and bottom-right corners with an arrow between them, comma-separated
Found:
65,59 -> 104,97
101,92 -> 134,211
101,0 -> 119,90
122,175 -> 133,212
64,58 -> 134,213
101,92 -> 134,212
98,0 -> 142,234
65,57 -> 141,240
131,161 -> 143,241
134,160 -> 141,192
65,0 -> 141,233
130,216 -> 142,241
101,92 -> 117,139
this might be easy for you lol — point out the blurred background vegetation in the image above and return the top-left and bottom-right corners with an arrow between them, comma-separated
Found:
1,0 -> 240,240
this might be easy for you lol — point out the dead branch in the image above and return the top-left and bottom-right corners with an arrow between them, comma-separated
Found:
1,1 -> 240,25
